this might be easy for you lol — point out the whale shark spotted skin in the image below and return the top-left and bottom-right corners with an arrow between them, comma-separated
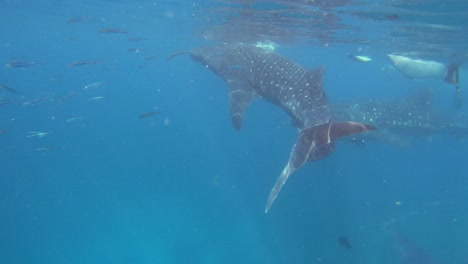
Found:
186,44 -> 375,212
332,88 -> 468,146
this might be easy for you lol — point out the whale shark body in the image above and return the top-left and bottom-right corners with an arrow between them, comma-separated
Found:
332,89 -> 468,146
389,229 -> 437,264
185,44 -> 375,212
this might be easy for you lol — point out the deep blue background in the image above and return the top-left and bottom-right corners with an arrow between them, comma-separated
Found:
1,1 -> 467,263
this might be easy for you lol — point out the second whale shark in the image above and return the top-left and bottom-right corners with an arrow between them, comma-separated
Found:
332,88 -> 468,146
175,44 -> 375,212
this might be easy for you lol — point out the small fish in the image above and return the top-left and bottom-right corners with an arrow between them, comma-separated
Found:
67,59 -> 102,67
0,129 -> 7,134
347,54 -> 372,63
0,99 -> 14,106
83,81 -> 106,90
166,51 -> 190,61
0,146 -> 16,152
144,55 -> 158,61
27,131 -> 51,138
36,146 -> 55,151
385,14 -> 400,20
6,60 -> 42,68
139,111 -> 160,119
66,117 -> 85,122
128,48 -> 144,53
56,91 -> 79,104
88,96 -> 104,101
23,96 -> 52,106
99,28 -> 128,34
0,84 -> 17,93
67,16 -> 89,23
128,37 -> 148,41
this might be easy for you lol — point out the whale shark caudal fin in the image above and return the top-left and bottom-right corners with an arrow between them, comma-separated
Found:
265,121 -> 376,213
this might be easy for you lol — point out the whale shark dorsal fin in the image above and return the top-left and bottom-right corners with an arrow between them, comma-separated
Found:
407,88 -> 433,109
228,79 -> 258,130
304,66 -> 325,87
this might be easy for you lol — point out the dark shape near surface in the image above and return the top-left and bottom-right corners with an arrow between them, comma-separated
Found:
67,16 -> 89,23
338,236 -> 352,250
182,44 -> 375,212
145,55 -> 158,61
139,111 -> 160,119
99,28 -> 128,34
385,14 -> 400,20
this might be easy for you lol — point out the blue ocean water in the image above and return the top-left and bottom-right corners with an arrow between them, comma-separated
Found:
1,1 -> 468,263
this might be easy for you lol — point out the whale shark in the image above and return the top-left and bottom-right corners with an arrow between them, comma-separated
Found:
332,88 -> 468,146
389,229 -> 437,264
177,44 -> 375,212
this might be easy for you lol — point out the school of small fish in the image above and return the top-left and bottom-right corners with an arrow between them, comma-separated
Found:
1,16 -> 162,153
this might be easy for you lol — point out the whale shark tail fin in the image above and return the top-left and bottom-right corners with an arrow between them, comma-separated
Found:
289,121 -> 376,169
265,121 -> 376,213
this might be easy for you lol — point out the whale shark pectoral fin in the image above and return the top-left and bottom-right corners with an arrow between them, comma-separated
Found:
265,161 -> 295,213
228,80 -> 257,130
